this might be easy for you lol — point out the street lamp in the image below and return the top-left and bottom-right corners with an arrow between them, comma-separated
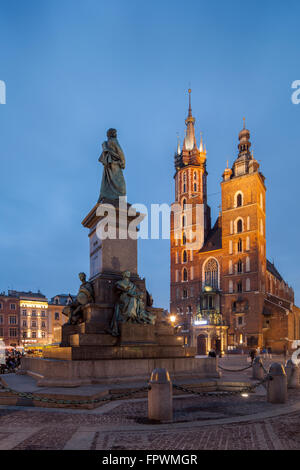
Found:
169,315 -> 176,325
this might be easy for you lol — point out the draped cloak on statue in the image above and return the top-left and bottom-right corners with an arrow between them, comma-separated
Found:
98,137 -> 126,202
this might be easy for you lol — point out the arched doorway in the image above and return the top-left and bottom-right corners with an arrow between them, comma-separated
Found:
197,334 -> 207,355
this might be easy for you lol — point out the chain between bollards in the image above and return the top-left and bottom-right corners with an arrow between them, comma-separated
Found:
0,381 -> 150,405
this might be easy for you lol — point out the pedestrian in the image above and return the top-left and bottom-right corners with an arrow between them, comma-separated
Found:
249,349 -> 256,365
268,346 -> 272,359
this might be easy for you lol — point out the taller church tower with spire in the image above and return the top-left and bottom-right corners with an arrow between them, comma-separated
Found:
170,90 -> 211,334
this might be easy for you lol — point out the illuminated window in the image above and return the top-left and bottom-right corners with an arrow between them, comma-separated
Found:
204,258 -> 219,289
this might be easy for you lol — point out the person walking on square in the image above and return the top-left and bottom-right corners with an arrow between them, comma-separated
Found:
249,349 -> 256,365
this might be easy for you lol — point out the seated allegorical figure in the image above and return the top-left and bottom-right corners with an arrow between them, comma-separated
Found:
63,272 -> 94,325
108,271 -> 155,336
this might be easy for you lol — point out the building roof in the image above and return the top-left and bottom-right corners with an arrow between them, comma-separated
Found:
266,260 -> 283,282
49,294 -> 75,305
199,217 -> 222,253
8,290 -> 47,300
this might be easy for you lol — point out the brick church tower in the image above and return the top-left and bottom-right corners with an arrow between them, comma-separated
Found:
221,120 -> 267,348
170,93 -> 298,355
170,90 -> 211,328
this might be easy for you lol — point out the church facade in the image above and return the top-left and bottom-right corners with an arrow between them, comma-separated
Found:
170,91 -> 300,355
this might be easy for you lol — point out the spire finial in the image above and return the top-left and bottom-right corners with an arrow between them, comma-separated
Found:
243,117 -> 246,129
188,88 -> 192,117
226,159 -> 229,168
176,132 -> 181,154
199,131 -> 204,152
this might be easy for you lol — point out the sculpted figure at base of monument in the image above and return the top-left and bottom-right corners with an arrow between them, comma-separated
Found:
63,272 -> 94,325
107,271 -> 156,336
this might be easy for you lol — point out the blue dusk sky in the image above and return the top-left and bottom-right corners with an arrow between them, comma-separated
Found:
0,0 -> 299,308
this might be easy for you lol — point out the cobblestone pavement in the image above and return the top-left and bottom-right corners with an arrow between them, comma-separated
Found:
0,354 -> 299,450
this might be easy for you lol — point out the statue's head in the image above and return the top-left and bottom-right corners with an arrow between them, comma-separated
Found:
107,128 -> 117,139
78,272 -> 86,282
122,271 -> 130,279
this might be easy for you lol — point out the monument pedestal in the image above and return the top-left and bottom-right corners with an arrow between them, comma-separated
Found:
20,199 -> 219,387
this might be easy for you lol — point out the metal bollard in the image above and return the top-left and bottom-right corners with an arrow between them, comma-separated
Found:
148,368 -> 173,422
285,359 -> 300,389
252,356 -> 264,380
267,363 -> 287,404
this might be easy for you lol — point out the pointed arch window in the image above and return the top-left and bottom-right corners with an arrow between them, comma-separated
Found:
204,258 -> 219,289
237,193 -> 242,207
182,233 -> 186,245
183,250 -> 187,263
182,215 -> 186,228
182,198 -> 187,209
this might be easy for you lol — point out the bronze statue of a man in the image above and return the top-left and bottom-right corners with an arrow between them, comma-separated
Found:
108,271 -> 155,336
98,128 -> 126,202
63,272 -> 94,325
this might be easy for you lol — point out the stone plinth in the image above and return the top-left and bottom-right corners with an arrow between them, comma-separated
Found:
20,356 -> 219,387
119,323 -> 156,344
82,201 -> 141,281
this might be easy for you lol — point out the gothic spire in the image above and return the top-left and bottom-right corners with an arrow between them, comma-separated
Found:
183,89 -> 197,151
